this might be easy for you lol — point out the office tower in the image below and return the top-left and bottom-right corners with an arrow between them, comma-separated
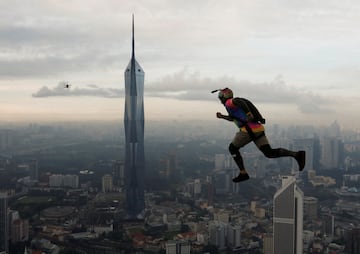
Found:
345,228 -> 360,254
193,179 -> 201,198
303,196 -> 318,220
322,213 -> 335,238
213,171 -> 230,195
292,138 -> 317,172
124,15 -> 145,219
29,159 -> 38,182
165,240 -> 191,254
321,136 -> 343,169
102,174 -> 113,193
263,234 -> 274,254
0,193 -> 8,253
273,176 -> 303,254
0,129 -> 13,151
112,160 -> 124,188
214,154 -> 235,170
208,221 -> 227,250
10,210 -> 29,244
227,224 -> 241,248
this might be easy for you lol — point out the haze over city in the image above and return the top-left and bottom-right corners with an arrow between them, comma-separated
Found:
1,1 -> 360,128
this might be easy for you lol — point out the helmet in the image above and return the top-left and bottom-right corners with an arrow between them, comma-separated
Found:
218,88 -> 233,103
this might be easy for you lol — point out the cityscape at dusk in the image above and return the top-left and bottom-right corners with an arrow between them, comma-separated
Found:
1,1 -> 360,254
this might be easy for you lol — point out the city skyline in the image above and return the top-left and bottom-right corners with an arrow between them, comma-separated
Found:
1,1 -> 360,128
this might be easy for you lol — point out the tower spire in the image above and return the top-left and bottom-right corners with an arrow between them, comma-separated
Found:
132,14 -> 135,59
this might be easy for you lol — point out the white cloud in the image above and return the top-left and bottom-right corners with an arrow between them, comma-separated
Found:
32,81 -> 122,98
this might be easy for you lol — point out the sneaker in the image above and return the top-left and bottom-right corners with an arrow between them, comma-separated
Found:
232,173 -> 250,183
296,151 -> 306,171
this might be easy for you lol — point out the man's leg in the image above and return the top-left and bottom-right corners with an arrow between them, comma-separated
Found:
259,143 -> 306,171
229,132 -> 252,182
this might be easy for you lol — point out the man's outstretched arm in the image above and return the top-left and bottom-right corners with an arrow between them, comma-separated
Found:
216,112 -> 233,122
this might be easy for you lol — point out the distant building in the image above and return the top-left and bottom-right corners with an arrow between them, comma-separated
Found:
112,160 -> 124,189
9,210 -> 29,244
303,196 -> 318,220
0,193 -> 8,253
263,234 -> 274,254
29,159 -> 38,182
213,171 -> 230,195
102,174 -> 113,193
49,174 -> 79,188
208,221 -> 227,250
165,240 -> 190,254
273,176 -> 303,254
214,154 -> 234,169
345,228 -> 360,254
0,129 -> 14,151
321,136 -> 344,169
227,224 -> 241,248
292,138 -> 318,172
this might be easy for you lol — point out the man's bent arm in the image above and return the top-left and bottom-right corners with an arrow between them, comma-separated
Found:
216,112 -> 233,122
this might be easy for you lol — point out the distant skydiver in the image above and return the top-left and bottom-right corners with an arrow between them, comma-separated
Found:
213,87 -> 306,183
64,82 -> 71,89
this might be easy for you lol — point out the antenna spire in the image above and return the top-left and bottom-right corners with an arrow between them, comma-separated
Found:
132,14 -> 135,59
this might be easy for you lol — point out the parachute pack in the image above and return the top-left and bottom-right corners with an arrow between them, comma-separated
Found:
235,97 -> 266,124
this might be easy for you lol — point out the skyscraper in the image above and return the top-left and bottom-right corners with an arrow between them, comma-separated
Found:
273,176 -> 303,254
292,138 -> 317,172
0,192 -> 8,253
124,15 -> 145,219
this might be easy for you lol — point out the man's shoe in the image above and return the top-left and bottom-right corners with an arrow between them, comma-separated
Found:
296,151 -> 306,171
232,173 -> 250,183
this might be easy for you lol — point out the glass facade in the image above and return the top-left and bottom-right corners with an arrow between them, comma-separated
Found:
123,16 -> 145,219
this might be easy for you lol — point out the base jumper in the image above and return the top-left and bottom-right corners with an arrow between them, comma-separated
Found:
214,88 -> 306,183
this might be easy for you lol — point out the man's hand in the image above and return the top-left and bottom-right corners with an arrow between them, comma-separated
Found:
216,112 -> 233,121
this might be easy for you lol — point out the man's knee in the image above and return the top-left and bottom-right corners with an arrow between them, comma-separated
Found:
260,144 -> 276,158
229,143 -> 239,155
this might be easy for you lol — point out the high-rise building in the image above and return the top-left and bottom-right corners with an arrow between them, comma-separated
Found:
227,224 -> 241,248
124,15 -> 145,219
29,159 -> 38,182
345,228 -> 360,254
273,176 -> 303,254
292,138 -> 318,172
321,136 -> 343,169
112,160 -> 124,189
0,193 -> 8,253
165,240 -> 191,254
213,171 -> 230,195
303,196 -> 318,220
263,234 -> 274,254
208,221 -> 227,250
102,174 -> 113,193
10,210 -> 29,244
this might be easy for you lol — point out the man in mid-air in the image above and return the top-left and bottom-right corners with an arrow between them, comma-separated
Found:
215,87 -> 306,183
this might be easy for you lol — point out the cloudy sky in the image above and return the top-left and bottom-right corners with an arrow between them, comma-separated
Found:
1,0 -> 360,129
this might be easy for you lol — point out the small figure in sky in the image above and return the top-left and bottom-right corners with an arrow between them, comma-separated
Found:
214,87 -> 306,183
64,82 -> 71,89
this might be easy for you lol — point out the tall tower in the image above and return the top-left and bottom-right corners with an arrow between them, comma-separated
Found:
0,192 -> 8,253
124,15 -> 145,219
273,176 -> 303,254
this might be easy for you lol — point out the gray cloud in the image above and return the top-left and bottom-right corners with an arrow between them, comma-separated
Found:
33,70 -> 333,115
32,82 -> 122,98
145,70 -> 333,114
